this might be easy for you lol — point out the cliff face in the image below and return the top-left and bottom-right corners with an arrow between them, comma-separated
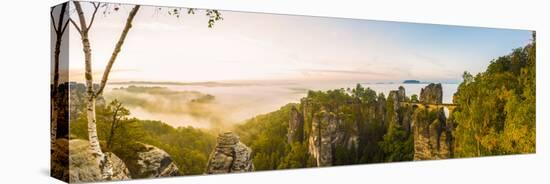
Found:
68,139 -> 130,183
288,106 -> 304,144
295,97 -> 362,166
286,83 -> 454,165
206,132 -> 254,174
419,83 -> 443,104
412,83 -> 453,160
306,110 -> 350,166
118,142 -> 181,178
67,139 -> 180,182
306,109 -> 360,166
389,86 -> 411,131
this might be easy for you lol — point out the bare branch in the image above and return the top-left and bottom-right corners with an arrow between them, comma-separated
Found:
73,1 -> 89,33
96,5 -> 141,96
69,18 -> 82,34
61,19 -> 70,34
56,3 -> 68,35
51,8 -> 58,33
87,2 -> 101,31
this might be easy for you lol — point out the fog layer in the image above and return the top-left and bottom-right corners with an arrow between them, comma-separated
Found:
104,81 -> 458,129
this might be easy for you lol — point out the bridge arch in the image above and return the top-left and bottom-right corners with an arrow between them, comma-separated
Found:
399,102 -> 458,118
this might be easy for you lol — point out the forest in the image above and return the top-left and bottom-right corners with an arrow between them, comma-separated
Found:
63,31 -> 535,174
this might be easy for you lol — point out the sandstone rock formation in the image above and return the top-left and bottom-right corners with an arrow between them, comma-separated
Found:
419,83 -> 443,104
288,106 -> 304,144
397,86 -> 406,102
412,83 -> 453,160
392,86 -> 413,133
308,110 -> 336,166
118,142 -> 180,178
287,84 -> 453,164
105,152 -> 131,180
376,93 -> 387,123
206,132 -> 254,174
307,109 -> 359,167
68,139 -> 130,183
388,90 -> 400,112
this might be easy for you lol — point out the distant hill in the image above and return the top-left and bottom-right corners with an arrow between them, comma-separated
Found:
109,81 -> 250,87
403,80 -> 421,84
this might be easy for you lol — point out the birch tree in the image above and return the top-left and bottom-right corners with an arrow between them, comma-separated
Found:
51,2 -> 70,148
70,1 -> 140,179
69,1 -> 222,179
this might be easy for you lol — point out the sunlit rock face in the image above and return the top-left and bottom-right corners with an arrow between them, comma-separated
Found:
412,83 -> 453,160
419,83 -> 443,104
206,132 -> 254,174
290,84 -> 453,164
105,142 -> 180,179
288,106 -> 305,144
307,109 -> 359,167
308,110 -> 336,167
68,139 -> 130,183
123,143 -> 180,178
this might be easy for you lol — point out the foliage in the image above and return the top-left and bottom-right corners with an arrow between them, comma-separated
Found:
105,99 -> 131,149
69,98 -> 216,175
278,142 -> 311,168
234,104 -> 296,170
133,120 -> 216,174
378,97 -> 413,161
452,33 -> 536,157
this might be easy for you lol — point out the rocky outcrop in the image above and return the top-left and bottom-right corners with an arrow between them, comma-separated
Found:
376,93 -> 387,124
412,83 -> 452,160
206,132 -> 254,174
68,139 -> 130,183
307,109 -> 359,167
390,87 -> 413,133
397,86 -> 406,102
286,84 -> 453,164
388,90 -> 400,112
419,83 -> 443,104
105,152 -> 131,180
288,106 -> 304,144
118,142 -> 180,178
308,110 -> 336,166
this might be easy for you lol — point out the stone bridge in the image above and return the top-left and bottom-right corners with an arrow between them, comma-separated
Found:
399,102 -> 458,113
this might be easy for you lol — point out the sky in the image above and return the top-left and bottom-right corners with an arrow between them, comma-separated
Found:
64,2 -> 533,84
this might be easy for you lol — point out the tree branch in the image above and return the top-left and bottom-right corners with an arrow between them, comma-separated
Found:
87,2 -> 101,32
69,18 -> 82,34
96,5 -> 141,96
73,1 -> 89,33
56,3 -> 68,35
61,19 -> 70,35
51,8 -> 58,33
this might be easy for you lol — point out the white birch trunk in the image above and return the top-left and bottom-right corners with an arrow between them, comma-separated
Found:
72,2 -> 140,180
73,1 -> 112,178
